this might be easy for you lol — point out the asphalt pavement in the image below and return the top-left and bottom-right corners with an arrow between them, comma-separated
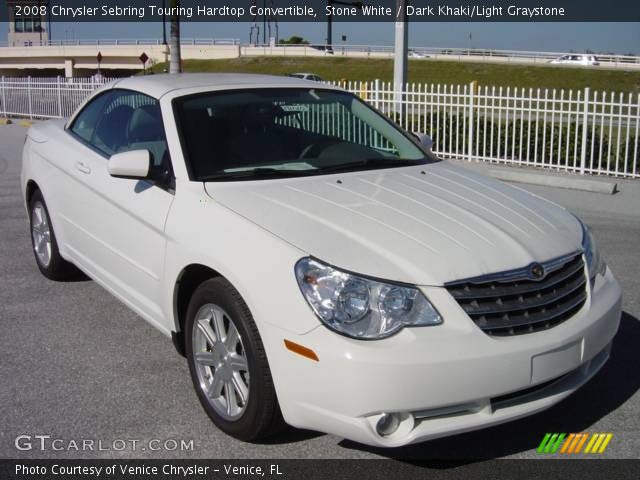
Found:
1,124 -> 638,461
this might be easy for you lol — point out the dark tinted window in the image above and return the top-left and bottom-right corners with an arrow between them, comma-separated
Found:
71,89 -> 170,168
69,92 -> 112,143
174,88 -> 431,181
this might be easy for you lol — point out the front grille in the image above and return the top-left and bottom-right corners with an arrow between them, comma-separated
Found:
446,253 -> 587,336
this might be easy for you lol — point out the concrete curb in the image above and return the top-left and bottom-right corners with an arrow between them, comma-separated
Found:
0,118 -> 12,125
451,160 -> 618,195
484,169 -> 618,195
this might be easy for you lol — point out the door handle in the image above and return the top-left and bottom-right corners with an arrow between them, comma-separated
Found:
75,161 -> 91,174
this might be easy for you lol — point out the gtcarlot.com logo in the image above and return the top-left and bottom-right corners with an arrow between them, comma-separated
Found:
15,435 -> 194,452
537,432 -> 613,454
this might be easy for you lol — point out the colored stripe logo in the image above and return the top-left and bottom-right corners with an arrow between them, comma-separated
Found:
537,433 -> 613,454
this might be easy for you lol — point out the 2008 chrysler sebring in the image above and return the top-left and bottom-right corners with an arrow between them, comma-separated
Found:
21,74 -> 621,447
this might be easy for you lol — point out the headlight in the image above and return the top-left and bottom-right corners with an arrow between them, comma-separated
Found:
295,258 -> 442,339
580,220 -> 606,280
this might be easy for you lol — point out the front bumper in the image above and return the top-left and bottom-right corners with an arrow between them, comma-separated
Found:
265,267 -> 622,447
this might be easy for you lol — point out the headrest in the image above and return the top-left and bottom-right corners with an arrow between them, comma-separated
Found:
128,104 -> 163,142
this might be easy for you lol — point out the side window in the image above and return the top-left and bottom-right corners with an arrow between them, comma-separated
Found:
69,92 -> 112,143
72,90 -> 170,170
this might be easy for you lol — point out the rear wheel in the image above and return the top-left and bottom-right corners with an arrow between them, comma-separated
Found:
29,189 -> 76,281
185,277 -> 284,441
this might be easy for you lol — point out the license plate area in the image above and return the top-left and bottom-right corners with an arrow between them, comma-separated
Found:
531,339 -> 583,384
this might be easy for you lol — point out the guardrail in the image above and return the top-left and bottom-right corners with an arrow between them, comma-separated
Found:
0,76 -> 638,178
1,39 -> 638,67
0,38 -> 241,47
241,44 -> 640,69
2,39 -> 636,67
252,44 -> 640,65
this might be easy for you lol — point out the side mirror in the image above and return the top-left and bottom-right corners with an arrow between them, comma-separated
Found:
413,133 -> 433,153
108,150 -> 151,180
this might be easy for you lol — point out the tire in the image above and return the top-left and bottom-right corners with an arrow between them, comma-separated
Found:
28,189 -> 76,281
185,277 -> 284,441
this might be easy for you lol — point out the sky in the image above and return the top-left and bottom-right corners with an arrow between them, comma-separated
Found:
1,21 -> 639,54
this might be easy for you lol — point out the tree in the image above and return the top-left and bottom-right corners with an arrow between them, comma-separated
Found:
279,36 -> 310,45
169,0 -> 181,73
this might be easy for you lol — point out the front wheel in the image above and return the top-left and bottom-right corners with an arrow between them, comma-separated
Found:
185,277 -> 284,441
29,189 -> 76,281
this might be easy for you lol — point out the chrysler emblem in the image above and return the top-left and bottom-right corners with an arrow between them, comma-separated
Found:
529,263 -> 545,280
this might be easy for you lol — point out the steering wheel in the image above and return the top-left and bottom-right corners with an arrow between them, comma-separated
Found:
298,139 -> 341,159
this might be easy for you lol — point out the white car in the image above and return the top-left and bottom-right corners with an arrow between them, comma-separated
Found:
21,74 -> 621,447
550,54 -> 599,66
287,72 -> 323,82
408,50 -> 429,59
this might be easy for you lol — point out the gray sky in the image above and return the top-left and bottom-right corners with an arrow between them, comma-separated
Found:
2,21 -> 639,54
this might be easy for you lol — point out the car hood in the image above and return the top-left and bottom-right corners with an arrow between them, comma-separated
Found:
204,161 -> 583,286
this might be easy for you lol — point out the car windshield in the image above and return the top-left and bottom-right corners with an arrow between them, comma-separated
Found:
173,88 -> 436,181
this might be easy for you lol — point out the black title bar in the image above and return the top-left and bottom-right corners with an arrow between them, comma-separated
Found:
1,1 -> 640,22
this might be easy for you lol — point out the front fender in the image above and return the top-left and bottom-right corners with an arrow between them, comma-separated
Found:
161,183 -> 320,337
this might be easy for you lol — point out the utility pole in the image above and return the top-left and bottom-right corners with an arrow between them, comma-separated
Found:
394,0 -> 408,114
169,0 -> 181,73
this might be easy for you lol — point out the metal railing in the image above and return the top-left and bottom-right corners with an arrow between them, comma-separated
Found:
1,76 -> 638,178
336,80 -> 640,178
246,44 -> 640,66
0,76 -> 113,119
0,38 -> 241,47
1,39 -> 637,67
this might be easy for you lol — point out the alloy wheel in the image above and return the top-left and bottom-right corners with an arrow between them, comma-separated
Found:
31,202 -> 52,268
192,303 -> 250,421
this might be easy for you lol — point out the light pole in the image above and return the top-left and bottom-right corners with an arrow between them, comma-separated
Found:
394,0 -> 408,114
326,1 -> 363,51
263,0 -> 267,45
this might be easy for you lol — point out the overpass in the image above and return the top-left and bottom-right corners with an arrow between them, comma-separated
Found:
0,39 -> 242,76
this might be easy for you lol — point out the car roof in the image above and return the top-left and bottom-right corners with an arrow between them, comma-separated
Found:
110,73 -> 335,99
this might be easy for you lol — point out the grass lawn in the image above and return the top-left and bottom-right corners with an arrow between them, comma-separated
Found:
149,57 -> 640,95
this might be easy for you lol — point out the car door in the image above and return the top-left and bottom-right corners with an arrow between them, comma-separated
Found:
65,89 -> 175,326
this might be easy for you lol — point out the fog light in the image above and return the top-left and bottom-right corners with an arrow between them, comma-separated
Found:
375,413 -> 401,437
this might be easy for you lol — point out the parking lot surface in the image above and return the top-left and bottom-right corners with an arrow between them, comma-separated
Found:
1,124 -> 638,460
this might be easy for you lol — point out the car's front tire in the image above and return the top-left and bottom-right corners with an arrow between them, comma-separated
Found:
185,277 -> 284,441
29,189 -> 76,281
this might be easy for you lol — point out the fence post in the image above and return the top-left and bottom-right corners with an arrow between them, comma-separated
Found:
374,78 -> 380,110
27,76 -> 33,119
0,76 -> 5,118
579,87 -> 590,175
468,81 -> 475,161
56,76 -> 63,118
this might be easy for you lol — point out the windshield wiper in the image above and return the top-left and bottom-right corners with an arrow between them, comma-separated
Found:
200,167 -> 317,182
201,159 -> 424,181
317,158 -> 423,174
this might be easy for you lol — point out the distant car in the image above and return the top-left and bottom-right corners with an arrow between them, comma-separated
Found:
550,54 -> 599,66
408,50 -> 429,59
287,73 -> 323,82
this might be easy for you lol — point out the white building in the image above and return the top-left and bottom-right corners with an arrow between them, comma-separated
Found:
7,0 -> 50,47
